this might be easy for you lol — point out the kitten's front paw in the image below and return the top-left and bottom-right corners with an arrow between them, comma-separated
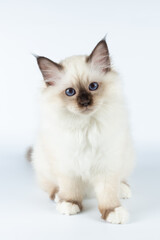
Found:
56,201 -> 80,215
106,207 -> 129,224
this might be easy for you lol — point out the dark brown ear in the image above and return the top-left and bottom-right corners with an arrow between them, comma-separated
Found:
36,56 -> 63,86
86,39 -> 111,73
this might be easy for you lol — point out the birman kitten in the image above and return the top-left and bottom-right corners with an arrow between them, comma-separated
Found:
31,39 -> 134,224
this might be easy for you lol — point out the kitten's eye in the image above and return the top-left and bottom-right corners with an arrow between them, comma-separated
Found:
89,82 -> 99,91
65,88 -> 76,96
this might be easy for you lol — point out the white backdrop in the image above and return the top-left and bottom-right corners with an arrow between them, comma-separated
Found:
0,0 -> 160,239
1,0 -> 160,153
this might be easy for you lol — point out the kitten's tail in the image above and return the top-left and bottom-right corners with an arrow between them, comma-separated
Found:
26,147 -> 33,162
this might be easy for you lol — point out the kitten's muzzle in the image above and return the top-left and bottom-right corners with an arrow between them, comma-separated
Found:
77,92 -> 92,107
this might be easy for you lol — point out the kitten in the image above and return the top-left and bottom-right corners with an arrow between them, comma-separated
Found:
31,39 -> 134,224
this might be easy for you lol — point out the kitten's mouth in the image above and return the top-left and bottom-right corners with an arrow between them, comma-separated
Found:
81,107 -> 93,114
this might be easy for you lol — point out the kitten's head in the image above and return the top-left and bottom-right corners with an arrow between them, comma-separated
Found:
36,39 -> 119,116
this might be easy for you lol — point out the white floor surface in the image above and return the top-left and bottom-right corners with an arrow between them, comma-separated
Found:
0,147 -> 160,240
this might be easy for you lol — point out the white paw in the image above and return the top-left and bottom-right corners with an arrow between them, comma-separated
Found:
56,201 -> 80,215
106,207 -> 129,224
119,182 -> 132,199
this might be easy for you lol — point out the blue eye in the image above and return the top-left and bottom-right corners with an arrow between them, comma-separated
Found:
89,82 -> 99,91
65,88 -> 76,96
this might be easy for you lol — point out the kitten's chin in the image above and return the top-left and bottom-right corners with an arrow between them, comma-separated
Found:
67,106 -> 98,116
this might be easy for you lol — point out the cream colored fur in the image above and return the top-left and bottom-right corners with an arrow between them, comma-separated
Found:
32,40 -> 134,224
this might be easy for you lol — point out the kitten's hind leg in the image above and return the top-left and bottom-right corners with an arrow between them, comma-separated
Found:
119,181 -> 131,199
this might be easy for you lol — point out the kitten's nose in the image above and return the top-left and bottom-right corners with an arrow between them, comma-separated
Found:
78,92 -> 91,107
81,99 -> 90,107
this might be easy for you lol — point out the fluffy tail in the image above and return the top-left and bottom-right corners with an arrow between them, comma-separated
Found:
26,147 -> 33,162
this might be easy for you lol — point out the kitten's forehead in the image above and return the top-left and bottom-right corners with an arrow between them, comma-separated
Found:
60,55 -> 89,85
61,55 -> 87,70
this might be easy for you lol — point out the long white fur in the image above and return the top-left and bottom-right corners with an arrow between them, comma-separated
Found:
32,54 -> 134,224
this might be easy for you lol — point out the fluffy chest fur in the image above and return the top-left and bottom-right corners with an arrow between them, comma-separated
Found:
40,100 -> 127,180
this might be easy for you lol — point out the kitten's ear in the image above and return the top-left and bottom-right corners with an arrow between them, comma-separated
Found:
36,56 -> 63,86
86,39 -> 111,73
